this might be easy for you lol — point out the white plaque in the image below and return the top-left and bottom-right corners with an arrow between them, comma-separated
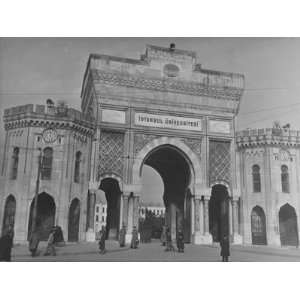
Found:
209,120 -> 231,134
135,113 -> 202,131
102,109 -> 126,124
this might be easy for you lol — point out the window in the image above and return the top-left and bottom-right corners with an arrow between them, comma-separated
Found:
74,151 -> 81,183
41,147 -> 53,180
281,165 -> 290,193
96,206 -> 99,213
102,207 -> 105,213
95,215 -> 99,222
102,216 -> 105,222
11,147 -> 19,180
252,165 -> 261,192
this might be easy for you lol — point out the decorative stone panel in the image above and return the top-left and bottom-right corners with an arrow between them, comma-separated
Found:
209,140 -> 231,185
133,134 -> 159,156
181,137 -> 201,160
97,131 -> 124,179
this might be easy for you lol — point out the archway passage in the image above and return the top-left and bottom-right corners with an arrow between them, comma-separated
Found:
279,204 -> 299,247
68,198 -> 80,242
100,178 -> 121,240
27,192 -> 56,241
142,145 -> 192,242
251,206 -> 267,245
2,195 -> 16,235
209,184 -> 229,242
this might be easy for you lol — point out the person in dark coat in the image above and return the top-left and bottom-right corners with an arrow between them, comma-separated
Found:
160,225 -> 167,246
0,228 -> 14,261
29,230 -> 40,257
119,224 -> 126,247
176,230 -> 184,253
165,227 -> 175,252
220,235 -> 230,262
98,226 -> 106,254
44,228 -> 56,256
130,226 -> 139,249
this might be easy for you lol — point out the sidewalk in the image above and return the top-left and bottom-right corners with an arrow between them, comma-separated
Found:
10,240 -> 300,262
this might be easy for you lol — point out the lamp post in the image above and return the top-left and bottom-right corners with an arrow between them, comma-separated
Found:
31,148 -> 43,237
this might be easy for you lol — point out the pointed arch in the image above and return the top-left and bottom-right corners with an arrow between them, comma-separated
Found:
251,206 -> 267,245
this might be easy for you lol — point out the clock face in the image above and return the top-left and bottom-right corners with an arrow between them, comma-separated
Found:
42,128 -> 57,143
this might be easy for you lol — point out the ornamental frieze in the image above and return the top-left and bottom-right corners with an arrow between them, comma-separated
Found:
94,70 -> 243,101
181,137 -> 202,160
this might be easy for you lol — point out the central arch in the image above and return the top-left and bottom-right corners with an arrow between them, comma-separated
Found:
133,138 -> 200,242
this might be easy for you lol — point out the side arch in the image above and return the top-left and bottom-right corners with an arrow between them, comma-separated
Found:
279,203 -> 298,246
2,194 -> 17,235
251,206 -> 267,245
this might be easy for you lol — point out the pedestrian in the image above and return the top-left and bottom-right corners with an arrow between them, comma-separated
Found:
119,224 -> 126,247
44,228 -> 56,256
165,227 -> 175,252
176,230 -> 184,253
29,230 -> 40,257
130,226 -> 139,249
0,228 -> 14,262
160,225 -> 167,246
220,234 -> 230,262
98,226 -> 106,254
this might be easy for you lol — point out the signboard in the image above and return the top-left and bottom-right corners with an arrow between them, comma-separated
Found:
209,120 -> 231,134
102,109 -> 126,124
135,113 -> 202,131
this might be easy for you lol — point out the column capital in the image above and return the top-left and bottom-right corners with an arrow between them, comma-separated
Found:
203,195 -> 210,202
231,195 -> 240,203
88,181 -> 99,190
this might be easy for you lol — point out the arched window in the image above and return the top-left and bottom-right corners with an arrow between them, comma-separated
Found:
252,165 -> 261,192
11,147 -> 19,180
41,147 -> 53,180
281,165 -> 290,193
74,151 -> 81,183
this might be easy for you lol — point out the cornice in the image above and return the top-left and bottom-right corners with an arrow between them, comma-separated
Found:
92,70 -> 244,101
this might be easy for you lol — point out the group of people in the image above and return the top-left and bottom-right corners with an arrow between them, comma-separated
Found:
29,225 -> 65,257
160,225 -> 185,253
97,224 -> 139,254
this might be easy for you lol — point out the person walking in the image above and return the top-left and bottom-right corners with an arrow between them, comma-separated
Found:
0,228 -> 14,261
44,228 -> 56,256
130,226 -> 139,249
98,226 -> 106,254
119,224 -> 126,247
176,230 -> 184,253
160,225 -> 167,246
220,235 -> 230,262
29,230 -> 40,257
165,227 -> 175,252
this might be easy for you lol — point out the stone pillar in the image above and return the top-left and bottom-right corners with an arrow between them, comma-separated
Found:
133,196 -> 140,228
86,189 -> 96,242
122,194 -> 129,228
125,193 -> 134,243
193,197 -> 203,244
202,196 -> 212,244
231,196 -> 242,244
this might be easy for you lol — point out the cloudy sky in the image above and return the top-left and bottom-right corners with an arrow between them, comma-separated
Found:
1,37 -> 300,205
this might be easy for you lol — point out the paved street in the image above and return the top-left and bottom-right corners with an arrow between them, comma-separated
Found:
10,240 -> 300,262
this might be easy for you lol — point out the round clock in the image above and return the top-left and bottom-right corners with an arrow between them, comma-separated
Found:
42,128 -> 58,143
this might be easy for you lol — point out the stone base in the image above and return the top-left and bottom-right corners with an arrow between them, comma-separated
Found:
268,233 -> 281,246
193,232 -> 213,245
125,233 -> 132,244
232,233 -> 243,244
86,229 -> 96,242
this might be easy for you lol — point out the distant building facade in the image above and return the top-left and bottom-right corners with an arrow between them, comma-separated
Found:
1,44 -> 299,247
139,205 -> 165,219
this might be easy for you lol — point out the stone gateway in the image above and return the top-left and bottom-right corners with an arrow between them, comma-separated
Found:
1,44 -> 299,248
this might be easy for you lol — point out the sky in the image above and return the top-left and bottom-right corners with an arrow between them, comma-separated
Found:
1,37 -> 300,205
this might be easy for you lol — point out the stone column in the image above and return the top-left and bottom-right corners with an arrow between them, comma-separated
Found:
122,194 -> 129,228
125,193 -> 134,244
201,196 -> 212,244
133,195 -> 140,228
86,189 -> 96,242
231,196 -> 242,244
193,197 -> 202,244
